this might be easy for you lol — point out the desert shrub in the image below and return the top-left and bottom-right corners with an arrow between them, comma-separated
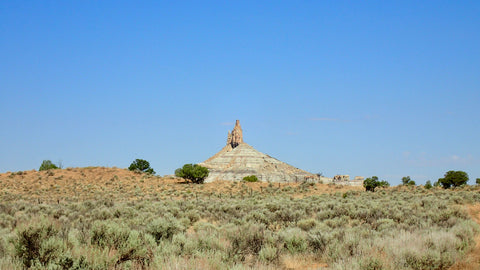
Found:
0,236 -> 6,259
307,228 -> 328,253
273,206 -> 301,225
258,244 -> 279,263
38,237 -> 64,267
175,164 -> 209,184
90,221 -> 130,249
325,216 -> 349,229
185,209 -> 201,223
404,249 -> 454,270
39,160 -> 59,171
242,175 -> 259,182
245,210 -> 272,226
58,254 -> 74,269
169,233 -> 188,255
360,257 -> 383,270
227,222 -> 266,260
146,217 -> 184,243
279,228 -> 307,254
114,230 -> 155,268
90,221 -> 155,267
425,180 -> 433,189
14,220 -> 62,268
128,159 -> 155,174
450,219 -> 479,251
193,228 -> 225,253
297,218 -> 317,231
0,213 -> 15,229
375,218 -> 396,232
91,207 -> 113,220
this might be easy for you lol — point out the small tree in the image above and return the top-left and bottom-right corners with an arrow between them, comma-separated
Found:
243,175 -> 259,182
438,170 -> 468,189
378,180 -> 390,188
175,164 -> 209,184
128,159 -> 155,174
401,176 -> 415,186
476,178 -> 480,185
39,160 -> 59,171
363,176 -> 389,192
425,180 -> 432,189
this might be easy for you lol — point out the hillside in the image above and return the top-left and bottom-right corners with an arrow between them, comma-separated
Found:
0,167 -> 361,202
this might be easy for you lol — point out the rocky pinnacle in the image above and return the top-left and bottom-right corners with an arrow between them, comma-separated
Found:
200,120 -> 318,182
227,120 -> 243,148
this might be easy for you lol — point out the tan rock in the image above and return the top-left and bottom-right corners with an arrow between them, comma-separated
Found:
227,120 -> 243,148
200,120 -> 318,183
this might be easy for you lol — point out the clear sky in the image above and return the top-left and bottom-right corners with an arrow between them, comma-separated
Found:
1,1 -> 479,185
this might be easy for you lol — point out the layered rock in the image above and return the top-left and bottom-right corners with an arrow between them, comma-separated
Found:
200,120 -> 318,182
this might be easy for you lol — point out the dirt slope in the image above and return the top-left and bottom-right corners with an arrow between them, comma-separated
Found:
0,167 -> 362,202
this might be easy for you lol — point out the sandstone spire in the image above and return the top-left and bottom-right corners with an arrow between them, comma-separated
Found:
227,120 -> 243,148
200,120 -> 319,182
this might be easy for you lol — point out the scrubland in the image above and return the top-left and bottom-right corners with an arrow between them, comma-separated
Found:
0,167 -> 479,269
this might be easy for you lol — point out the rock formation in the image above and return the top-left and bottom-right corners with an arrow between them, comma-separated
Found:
200,120 -> 318,182
226,120 -> 243,148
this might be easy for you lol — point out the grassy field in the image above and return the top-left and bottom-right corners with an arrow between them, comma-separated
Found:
0,167 -> 479,269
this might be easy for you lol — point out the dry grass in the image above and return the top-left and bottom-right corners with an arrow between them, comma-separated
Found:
449,204 -> 480,270
1,167 -> 480,269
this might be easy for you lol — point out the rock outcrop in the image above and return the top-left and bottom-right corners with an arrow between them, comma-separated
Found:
227,120 -> 243,148
200,120 -> 318,182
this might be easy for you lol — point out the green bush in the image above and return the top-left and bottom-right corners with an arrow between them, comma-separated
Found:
175,164 -> 209,184
363,176 -> 389,192
425,180 -> 433,189
39,160 -> 59,171
438,170 -> 468,189
242,175 -> 259,182
128,159 -> 155,174
402,176 -> 416,186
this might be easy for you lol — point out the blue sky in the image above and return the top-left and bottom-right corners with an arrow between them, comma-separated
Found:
1,1 -> 479,185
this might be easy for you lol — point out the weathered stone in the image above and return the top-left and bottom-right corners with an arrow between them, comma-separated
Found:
226,120 -> 243,148
333,175 -> 350,182
200,120 -> 318,183
354,176 -> 365,181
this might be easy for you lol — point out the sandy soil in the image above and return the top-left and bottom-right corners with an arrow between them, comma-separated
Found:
0,167 -> 362,203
